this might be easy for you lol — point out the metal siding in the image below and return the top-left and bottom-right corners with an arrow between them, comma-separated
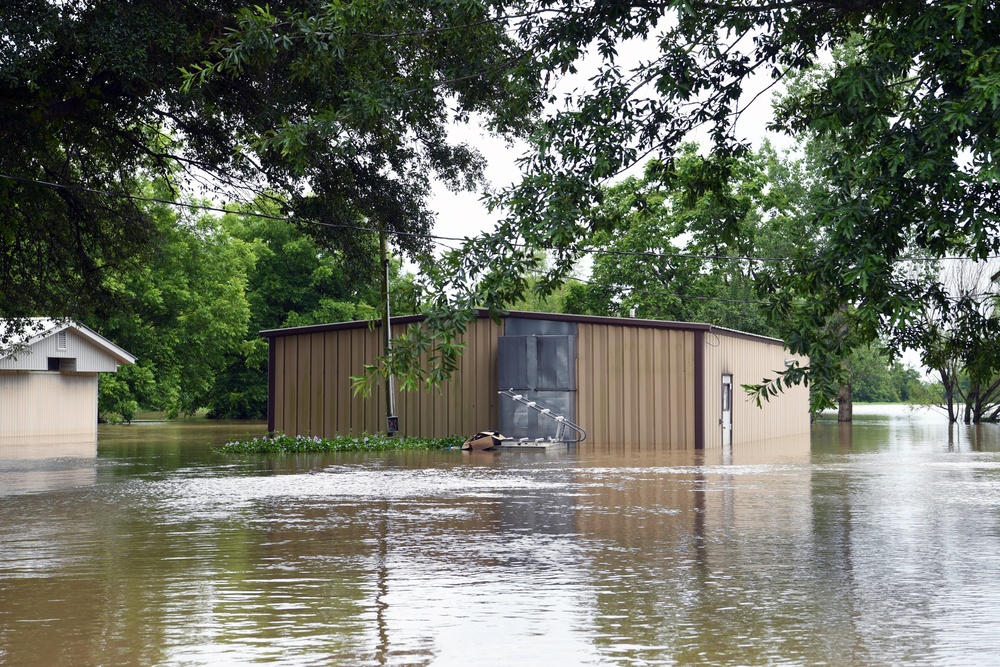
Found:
269,317 -> 809,448
651,329 -> 666,445
295,335 -> 309,436
638,328 -> 655,446
702,332 -> 810,448
0,373 -> 98,454
575,324 -> 695,450
322,333 -> 334,436
272,337 -> 284,432
271,317 -> 503,439
0,330 -> 120,372
336,331 -> 352,435
284,336 -> 297,435
621,327 -> 638,445
309,333 -> 324,437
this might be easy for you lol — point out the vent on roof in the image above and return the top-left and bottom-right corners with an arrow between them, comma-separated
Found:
57,330 -> 67,350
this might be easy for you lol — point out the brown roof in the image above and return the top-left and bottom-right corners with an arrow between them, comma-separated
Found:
260,309 -> 787,347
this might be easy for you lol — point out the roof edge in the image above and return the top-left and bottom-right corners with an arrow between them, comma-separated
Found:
0,318 -> 136,365
260,310 -> 787,346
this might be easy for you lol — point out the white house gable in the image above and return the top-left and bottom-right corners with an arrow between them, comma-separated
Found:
0,320 -> 134,373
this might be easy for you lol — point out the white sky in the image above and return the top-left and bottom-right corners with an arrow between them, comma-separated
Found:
428,34 -> 790,243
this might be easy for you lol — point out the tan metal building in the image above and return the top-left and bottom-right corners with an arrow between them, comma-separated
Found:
0,319 -> 135,457
261,311 -> 809,450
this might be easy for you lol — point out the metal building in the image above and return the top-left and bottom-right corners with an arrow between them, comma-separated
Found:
0,319 -> 135,457
261,311 -> 810,450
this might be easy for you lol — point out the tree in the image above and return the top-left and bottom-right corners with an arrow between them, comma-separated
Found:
205,206 -> 415,419
85,180 -> 254,419
1,0 -> 541,343
366,1 -> 1000,404
905,259 -> 1000,423
1,0 -> 236,330
561,142 -> 826,337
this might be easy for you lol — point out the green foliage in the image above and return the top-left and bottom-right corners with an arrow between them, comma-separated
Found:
560,144 -> 815,337
98,364 -> 154,424
219,433 -> 465,453
370,1 -> 1000,409
89,181 -> 254,417
0,0 -> 238,325
1,0 -> 539,349
906,261 -> 1000,422
206,205 -> 408,418
846,344 -> 937,404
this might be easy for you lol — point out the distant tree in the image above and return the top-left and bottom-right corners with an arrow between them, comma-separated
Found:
205,205 -> 417,419
87,181 -> 253,419
558,143 -> 823,336
907,260 -> 1000,423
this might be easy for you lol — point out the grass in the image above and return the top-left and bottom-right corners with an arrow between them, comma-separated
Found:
219,433 -> 466,453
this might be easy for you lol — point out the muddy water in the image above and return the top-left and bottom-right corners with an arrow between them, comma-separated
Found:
2,407 -> 1000,666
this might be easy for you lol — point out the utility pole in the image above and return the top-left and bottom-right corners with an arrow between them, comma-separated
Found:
380,230 -> 398,435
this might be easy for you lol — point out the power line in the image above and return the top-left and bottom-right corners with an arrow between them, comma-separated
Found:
524,267 -> 773,306
0,171 -> 992,266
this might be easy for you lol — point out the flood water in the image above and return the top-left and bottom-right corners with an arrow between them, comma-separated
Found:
3,406 -> 1000,666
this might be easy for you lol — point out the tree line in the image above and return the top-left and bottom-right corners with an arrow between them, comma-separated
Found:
4,1 -> 1000,423
90,182 -> 419,423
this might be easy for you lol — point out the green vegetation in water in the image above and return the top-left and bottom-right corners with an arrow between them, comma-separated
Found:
220,433 -> 466,453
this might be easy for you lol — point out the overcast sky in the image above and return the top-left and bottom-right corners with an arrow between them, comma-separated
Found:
428,35 -> 792,245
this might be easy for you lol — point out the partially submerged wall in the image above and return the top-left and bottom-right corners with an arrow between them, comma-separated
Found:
702,329 -> 810,448
0,372 -> 99,457
265,312 -> 810,449
576,323 -> 697,449
268,316 -> 502,438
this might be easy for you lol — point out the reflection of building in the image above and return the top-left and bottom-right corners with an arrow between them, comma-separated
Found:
0,319 -> 134,458
262,311 -> 809,449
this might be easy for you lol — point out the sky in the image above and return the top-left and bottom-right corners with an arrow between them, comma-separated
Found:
427,34 -> 792,245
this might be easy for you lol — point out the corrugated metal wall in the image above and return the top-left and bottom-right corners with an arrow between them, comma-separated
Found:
272,318 -> 502,438
701,332 -> 810,448
576,323 -> 696,449
0,373 -> 98,451
267,315 -> 810,449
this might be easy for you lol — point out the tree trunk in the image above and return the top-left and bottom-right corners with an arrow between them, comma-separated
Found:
838,383 -> 853,422
939,367 -> 957,423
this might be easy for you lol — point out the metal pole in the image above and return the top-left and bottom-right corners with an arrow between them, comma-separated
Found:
380,231 -> 397,433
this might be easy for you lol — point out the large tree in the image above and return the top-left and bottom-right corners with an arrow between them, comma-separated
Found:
363,0 -> 1000,404
0,0 -> 540,337
86,180 -> 254,421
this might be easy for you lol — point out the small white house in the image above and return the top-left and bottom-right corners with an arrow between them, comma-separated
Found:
0,319 -> 135,458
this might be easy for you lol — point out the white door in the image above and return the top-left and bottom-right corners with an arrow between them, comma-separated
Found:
721,375 -> 733,447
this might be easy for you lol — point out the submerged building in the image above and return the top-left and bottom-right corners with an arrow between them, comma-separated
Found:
260,311 -> 809,450
0,319 -> 135,457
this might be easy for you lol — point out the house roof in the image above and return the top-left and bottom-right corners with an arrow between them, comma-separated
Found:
259,309 -> 787,347
0,318 -> 136,365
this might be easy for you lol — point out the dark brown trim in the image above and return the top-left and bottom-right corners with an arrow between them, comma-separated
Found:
694,330 -> 705,450
260,309 -> 786,347
267,337 -> 275,433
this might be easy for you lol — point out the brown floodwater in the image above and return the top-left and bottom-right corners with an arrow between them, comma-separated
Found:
3,406 -> 1000,666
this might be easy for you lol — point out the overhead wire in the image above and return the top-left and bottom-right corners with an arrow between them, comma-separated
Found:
0,170 -> 994,266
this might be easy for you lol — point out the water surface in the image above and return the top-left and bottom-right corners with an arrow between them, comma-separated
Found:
2,407 -> 1000,666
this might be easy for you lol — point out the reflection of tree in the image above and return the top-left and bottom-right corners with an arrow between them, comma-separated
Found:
576,450 -> 832,664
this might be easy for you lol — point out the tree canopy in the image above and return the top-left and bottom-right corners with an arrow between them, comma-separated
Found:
373,0 -> 1000,403
7,0 -> 1000,410
0,0 -> 541,335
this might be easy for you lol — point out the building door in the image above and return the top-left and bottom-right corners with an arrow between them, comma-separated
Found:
721,374 -> 733,447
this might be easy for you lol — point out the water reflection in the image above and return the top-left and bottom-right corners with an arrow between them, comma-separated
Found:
3,412 -> 1000,665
